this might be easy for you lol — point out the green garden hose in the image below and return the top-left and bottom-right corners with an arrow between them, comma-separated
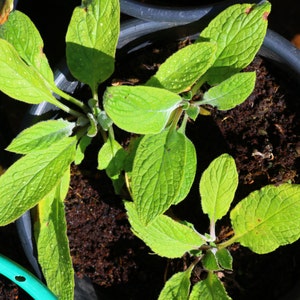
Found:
0,254 -> 57,299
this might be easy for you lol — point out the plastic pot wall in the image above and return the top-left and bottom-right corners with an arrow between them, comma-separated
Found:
120,0 -> 263,23
16,18 -> 300,300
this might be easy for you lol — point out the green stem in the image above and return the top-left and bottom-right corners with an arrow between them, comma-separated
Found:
51,85 -> 90,113
170,107 -> 183,131
217,235 -> 239,250
98,126 -> 108,143
190,74 -> 207,97
108,126 -> 115,141
50,98 -> 84,118
178,112 -> 189,134
210,219 -> 216,241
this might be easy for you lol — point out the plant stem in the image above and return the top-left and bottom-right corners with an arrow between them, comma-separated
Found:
217,235 -> 239,250
191,75 -> 207,97
170,107 -> 183,131
50,98 -> 85,118
51,85 -> 90,113
210,219 -> 216,241
178,112 -> 189,134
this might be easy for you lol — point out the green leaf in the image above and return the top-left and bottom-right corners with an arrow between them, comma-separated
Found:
202,250 -> 220,271
123,136 -> 142,176
158,268 -> 192,300
201,72 -> 256,110
86,113 -> 98,137
97,110 -> 113,131
0,136 -> 76,225
104,85 -> 182,134
34,169 -> 74,300
132,129 -> 196,224
74,135 -> 92,165
186,105 -> 200,121
125,202 -> 205,258
231,184 -> 300,254
189,272 -> 232,300
66,0 -> 120,93
198,2 -> 271,84
200,154 -> 238,223
215,248 -> 232,271
0,10 -> 54,83
6,119 -> 75,154
146,42 -> 217,93
0,39 -> 61,105
98,138 -> 126,179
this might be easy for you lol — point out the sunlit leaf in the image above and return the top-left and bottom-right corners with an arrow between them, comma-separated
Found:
146,42 -> 216,93
201,72 -> 256,110
189,272 -> 232,300
132,129 -> 196,224
66,0 -> 120,92
158,268 -> 192,300
231,184 -> 300,254
198,2 -> 271,84
125,202 -> 205,258
7,120 -> 75,154
0,136 -> 76,225
34,169 -> 74,300
104,85 -> 182,134
200,154 -> 238,223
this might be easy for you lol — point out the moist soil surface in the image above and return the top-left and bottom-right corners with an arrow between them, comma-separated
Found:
0,3 -> 300,300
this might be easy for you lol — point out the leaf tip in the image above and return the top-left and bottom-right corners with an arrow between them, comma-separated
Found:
262,11 -> 269,21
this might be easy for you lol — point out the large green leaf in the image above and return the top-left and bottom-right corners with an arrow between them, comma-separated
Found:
98,137 -> 127,193
34,169 -> 74,300
0,39 -> 60,105
202,248 -> 233,272
0,10 -> 54,83
200,154 -> 238,223
0,136 -> 76,225
132,129 -> 196,224
201,72 -> 256,110
189,272 -> 232,300
7,119 -> 75,154
125,202 -> 205,258
215,248 -> 232,271
66,0 -> 120,93
198,2 -> 271,84
158,268 -> 192,300
146,42 -> 217,93
231,184 -> 300,254
104,85 -> 182,134
202,250 -> 220,271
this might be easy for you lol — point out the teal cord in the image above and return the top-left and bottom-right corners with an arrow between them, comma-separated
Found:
0,254 -> 57,299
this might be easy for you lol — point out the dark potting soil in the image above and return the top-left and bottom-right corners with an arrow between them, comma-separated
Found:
62,37 -> 300,300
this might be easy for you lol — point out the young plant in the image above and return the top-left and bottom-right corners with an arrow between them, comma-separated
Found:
125,154 -> 300,299
0,0 -> 277,298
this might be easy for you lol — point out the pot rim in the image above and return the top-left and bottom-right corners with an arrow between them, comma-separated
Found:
120,0 -> 263,23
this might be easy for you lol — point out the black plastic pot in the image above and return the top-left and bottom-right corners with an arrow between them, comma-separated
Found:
16,18 -> 300,299
120,0 -> 262,24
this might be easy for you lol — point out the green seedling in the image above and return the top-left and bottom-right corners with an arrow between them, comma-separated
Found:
125,154 -> 300,299
0,1 -> 290,299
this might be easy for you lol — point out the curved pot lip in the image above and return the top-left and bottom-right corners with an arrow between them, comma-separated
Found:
120,0 -> 262,23
118,19 -> 300,80
15,18 -> 300,298
260,29 -> 300,82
